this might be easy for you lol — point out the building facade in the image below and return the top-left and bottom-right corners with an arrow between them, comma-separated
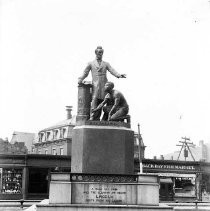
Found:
162,140 -> 210,201
33,107 -> 76,156
0,154 -> 71,200
134,158 -> 202,202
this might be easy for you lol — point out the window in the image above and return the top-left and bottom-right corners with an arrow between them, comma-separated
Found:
62,128 -> 67,138
40,133 -> 45,142
54,130 -> 60,140
52,149 -> 56,155
46,132 -> 51,141
38,150 -> 41,154
0,168 -> 22,194
45,150 -> 48,155
175,177 -> 195,197
60,148 -> 64,155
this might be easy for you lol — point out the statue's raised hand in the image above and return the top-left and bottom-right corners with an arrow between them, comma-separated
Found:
120,74 -> 126,78
78,79 -> 83,85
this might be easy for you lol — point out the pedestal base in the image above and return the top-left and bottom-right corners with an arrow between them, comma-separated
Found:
36,173 -> 173,211
71,123 -> 134,174
49,173 -> 159,205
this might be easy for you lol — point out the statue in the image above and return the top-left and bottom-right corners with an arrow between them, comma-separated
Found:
78,46 -> 126,120
92,82 -> 129,121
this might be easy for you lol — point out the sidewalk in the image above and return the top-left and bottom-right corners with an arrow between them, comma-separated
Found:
0,200 -> 41,211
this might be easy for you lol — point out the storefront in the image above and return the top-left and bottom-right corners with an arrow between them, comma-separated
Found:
0,168 -> 22,195
200,162 -> 210,201
0,154 -> 71,200
139,159 -> 201,202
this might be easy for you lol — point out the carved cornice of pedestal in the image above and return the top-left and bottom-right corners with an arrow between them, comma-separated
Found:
71,174 -> 137,183
77,120 -> 130,128
51,172 -> 138,183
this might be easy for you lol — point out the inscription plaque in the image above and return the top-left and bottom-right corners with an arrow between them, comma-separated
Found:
72,183 -> 136,204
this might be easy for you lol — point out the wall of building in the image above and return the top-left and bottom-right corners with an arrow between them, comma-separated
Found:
33,121 -> 74,156
34,140 -> 70,155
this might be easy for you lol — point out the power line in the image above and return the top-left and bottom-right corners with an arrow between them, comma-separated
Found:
176,137 -> 195,161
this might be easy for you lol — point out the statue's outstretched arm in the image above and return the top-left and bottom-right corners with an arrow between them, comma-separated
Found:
106,62 -> 121,78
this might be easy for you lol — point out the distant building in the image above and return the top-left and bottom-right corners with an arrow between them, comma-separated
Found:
10,131 -> 36,153
33,106 -> 76,156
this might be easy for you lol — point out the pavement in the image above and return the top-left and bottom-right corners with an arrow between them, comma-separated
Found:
0,200 -> 41,211
0,201 -> 210,211
163,202 -> 210,210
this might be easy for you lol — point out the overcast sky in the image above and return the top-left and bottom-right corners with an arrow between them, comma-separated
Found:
1,0 -> 210,158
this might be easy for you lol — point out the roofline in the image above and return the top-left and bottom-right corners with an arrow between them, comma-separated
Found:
0,153 -> 71,160
39,123 -> 75,132
12,131 -> 36,135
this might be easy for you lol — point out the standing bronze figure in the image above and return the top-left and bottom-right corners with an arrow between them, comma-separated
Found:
78,46 -> 126,120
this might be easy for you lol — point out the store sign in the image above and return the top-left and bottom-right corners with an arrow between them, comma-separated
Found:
143,163 -> 195,171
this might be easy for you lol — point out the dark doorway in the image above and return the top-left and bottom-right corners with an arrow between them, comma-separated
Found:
28,168 -> 48,195
159,178 -> 174,201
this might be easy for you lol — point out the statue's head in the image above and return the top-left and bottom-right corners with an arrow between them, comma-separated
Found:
105,82 -> 114,92
95,46 -> 104,60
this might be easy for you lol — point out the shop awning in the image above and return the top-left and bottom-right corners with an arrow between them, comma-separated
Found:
160,178 -> 173,183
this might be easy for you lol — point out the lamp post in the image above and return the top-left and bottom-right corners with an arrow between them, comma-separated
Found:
138,123 -> 143,174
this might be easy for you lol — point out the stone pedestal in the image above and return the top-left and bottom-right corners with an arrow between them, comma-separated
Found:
49,173 -> 160,205
35,172 -> 173,211
71,122 -> 134,174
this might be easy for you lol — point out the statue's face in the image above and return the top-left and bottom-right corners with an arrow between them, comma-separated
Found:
95,49 -> 103,60
104,83 -> 112,92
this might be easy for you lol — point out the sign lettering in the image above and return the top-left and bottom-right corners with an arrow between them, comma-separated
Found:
143,163 -> 195,170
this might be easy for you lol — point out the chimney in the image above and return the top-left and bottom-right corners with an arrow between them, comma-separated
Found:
160,155 -> 164,160
199,140 -> 204,146
66,106 -> 73,119
153,156 -> 157,160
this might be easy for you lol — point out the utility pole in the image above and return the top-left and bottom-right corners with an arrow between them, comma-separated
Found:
176,137 -> 196,161
138,123 -> 143,173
